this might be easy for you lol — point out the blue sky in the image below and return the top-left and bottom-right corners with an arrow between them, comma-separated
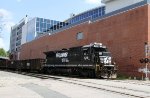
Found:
0,0 -> 102,51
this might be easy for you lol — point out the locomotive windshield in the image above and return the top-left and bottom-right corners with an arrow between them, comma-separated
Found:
101,52 -> 111,56
94,47 -> 107,52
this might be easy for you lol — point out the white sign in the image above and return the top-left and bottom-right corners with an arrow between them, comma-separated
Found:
138,68 -> 150,73
145,45 -> 150,56
56,52 -> 68,58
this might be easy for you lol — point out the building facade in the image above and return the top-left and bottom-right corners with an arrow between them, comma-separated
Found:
102,0 -> 144,13
10,16 -> 28,60
19,0 -> 150,78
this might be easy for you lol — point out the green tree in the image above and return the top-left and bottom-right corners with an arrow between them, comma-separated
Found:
0,48 -> 7,57
6,50 -> 10,57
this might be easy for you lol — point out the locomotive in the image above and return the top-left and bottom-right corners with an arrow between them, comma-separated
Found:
43,42 -> 117,78
0,43 -> 117,78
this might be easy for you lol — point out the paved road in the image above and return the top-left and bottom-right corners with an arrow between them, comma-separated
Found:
22,83 -> 68,98
0,71 -> 68,98
0,71 -> 149,98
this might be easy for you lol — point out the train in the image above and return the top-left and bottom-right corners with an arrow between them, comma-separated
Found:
0,43 -> 117,78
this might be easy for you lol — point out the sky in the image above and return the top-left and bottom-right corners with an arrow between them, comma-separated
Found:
0,0 -> 102,51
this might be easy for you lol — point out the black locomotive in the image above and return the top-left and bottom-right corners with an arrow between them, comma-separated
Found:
43,43 -> 117,78
0,43 -> 117,78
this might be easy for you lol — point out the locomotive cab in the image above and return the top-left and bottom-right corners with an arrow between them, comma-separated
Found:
82,43 -> 117,78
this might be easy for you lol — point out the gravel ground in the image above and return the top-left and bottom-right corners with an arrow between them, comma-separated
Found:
0,71 -> 149,98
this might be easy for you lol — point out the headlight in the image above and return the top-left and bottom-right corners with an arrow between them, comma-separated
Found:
99,52 -> 102,56
100,58 -> 104,63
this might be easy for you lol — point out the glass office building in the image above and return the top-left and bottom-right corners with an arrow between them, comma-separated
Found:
10,16 -> 28,60
10,17 -> 28,53
22,17 -> 61,42
36,17 -> 60,33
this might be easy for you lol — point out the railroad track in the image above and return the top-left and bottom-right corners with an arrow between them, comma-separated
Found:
8,71 -> 150,98
109,80 -> 150,86
59,78 -> 150,98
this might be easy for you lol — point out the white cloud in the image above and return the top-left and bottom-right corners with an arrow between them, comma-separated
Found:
0,9 -> 15,51
0,9 -> 14,31
85,0 -> 101,4
0,38 -> 4,49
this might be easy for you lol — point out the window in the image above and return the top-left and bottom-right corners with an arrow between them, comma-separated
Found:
102,7 -> 105,15
43,23 -> 46,28
47,24 -> 51,28
102,11 -> 105,15
36,22 -> 39,27
40,18 -> 43,22
47,20 -> 50,24
44,19 -> 47,23
40,22 -> 43,28
36,18 -> 40,21
94,9 -> 98,15
98,10 -> 102,16
36,27 -> 39,32
42,28 -> 46,32
95,14 -> 98,18
76,32 -> 83,40
40,28 -> 43,32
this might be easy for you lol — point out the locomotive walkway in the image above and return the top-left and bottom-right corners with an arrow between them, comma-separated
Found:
0,70 -> 150,98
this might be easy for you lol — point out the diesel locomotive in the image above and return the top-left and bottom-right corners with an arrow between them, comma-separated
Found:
43,43 -> 117,78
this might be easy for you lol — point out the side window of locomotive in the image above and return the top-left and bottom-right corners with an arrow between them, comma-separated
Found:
101,48 -> 108,52
82,48 -> 91,61
83,48 -> 88,55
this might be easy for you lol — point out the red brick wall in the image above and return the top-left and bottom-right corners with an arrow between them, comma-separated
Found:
87,5 -> 148,77
20,5 -> 149,78
20,23 -> 90,59
148,5 -> 150,43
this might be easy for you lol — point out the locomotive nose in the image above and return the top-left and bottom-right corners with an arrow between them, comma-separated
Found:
100,56 -> 112,65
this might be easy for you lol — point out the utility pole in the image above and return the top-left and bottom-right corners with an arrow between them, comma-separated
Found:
145,42 -> 149,81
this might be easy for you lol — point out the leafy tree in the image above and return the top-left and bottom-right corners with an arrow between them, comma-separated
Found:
0,48 -> 7,57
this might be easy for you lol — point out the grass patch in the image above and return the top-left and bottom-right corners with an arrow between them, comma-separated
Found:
116,74 -> 129,80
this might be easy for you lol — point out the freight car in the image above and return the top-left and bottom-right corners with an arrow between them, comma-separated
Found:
0,57 -> 9,69
7,59 -> 45,72
43,43 -> 117,78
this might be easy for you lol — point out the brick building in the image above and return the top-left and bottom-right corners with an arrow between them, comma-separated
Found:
19,0 -> 150,78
